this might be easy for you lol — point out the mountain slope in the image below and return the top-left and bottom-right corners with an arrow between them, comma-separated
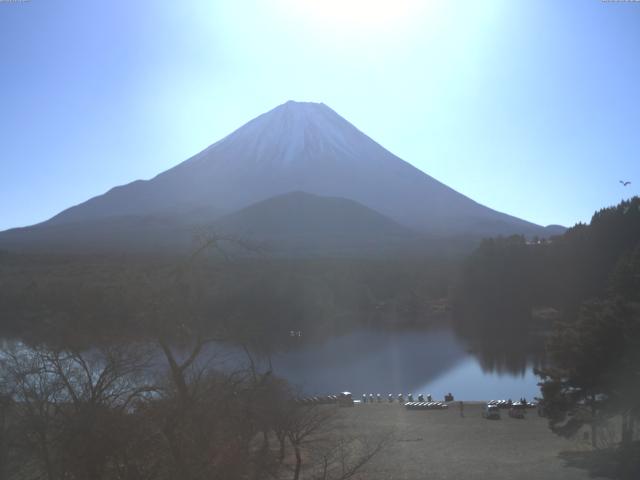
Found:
0,101 -> 565,255
0,192 -> 420,255
213,191 -> 419,254
0,214 -> 194,254
215,191 -> 412,237
40,101 -> 553,237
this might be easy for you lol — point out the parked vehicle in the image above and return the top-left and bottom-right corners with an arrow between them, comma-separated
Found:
338,392 -> 354,407
482,403 -> 501,419
509,403 -> 526,419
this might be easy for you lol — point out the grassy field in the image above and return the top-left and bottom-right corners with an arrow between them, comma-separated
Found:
330,402 -> 598,480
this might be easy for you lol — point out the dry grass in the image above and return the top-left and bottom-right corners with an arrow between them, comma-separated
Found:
328,402 -> 600,480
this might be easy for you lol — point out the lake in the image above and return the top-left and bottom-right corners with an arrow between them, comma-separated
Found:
1,326 -> 542,402
217,327 -> 542,401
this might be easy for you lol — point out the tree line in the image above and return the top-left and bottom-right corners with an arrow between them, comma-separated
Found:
0,236 -> 392,480
453,196 -> 640,326
454,197 -> 640,477
0,249 -> 455,347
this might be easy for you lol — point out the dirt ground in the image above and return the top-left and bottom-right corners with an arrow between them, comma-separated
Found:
331,402 -> 602,480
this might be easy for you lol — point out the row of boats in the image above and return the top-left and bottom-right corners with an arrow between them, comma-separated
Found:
362,393 -> 437,403
295,395 -> 537,411
404,402 -> 449,410
487,399 -> 536,409
295,392 -> 449,406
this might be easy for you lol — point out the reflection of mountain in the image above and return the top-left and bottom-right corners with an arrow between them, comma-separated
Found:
263,328 -> 541,399
206,327 -> 541,399
454,329 -> 546,376
267,328 -> 467,395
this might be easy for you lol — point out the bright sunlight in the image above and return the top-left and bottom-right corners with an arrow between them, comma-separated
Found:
277,0 -> 433,34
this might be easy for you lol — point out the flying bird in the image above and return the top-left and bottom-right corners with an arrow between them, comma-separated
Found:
620,180 -> 631,187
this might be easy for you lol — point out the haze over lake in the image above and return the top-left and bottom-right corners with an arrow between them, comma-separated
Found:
210,326 -> 541,401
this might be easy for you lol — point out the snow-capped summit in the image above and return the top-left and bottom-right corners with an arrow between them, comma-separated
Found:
188,100 -> 374,168
13,101 -> 554,241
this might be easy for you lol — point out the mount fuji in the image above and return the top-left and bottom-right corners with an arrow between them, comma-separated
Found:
0,101 -> 563,254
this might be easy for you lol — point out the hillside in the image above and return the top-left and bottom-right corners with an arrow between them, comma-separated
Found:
0,101 -> 563,254
213,191 -> 419,254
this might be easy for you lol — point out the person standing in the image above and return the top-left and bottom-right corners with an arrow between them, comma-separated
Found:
459,400 -> 464,417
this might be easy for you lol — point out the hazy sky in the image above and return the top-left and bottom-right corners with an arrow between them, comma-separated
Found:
1,0 -> 639,231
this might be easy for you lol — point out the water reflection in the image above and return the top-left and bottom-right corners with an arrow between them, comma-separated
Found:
1,326 -> 544,401
456,331 -> 546,376
251,327 -> 542,400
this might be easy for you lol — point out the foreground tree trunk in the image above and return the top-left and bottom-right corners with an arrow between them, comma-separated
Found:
621,410 -> 633,448
293,443 -> 302,480
590,398 -> 598,449
277,432 -> 286,463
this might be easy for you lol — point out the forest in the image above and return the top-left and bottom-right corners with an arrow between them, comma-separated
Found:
0,238 -> 405,480
454,197 -> 640,476
453,196 -> 640,332
0,247 -> 456,347
1,198 -> 639,479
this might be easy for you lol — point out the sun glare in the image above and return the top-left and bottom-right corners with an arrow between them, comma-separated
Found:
278,0 -> 429,34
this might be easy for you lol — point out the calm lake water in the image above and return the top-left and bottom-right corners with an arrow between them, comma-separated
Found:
217,327 -> 541,401
1,327 -> 541,402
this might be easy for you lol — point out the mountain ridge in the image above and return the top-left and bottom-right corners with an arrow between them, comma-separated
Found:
0,192 -> 424,256
0,100 -> 564,254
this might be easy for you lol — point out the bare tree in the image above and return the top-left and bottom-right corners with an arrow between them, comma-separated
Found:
0,343 -> 155,480
275,402 -> 391,480
310,434 -> 390,480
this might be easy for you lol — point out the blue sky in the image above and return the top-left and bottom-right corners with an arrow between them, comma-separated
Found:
1,0 -> 639,231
